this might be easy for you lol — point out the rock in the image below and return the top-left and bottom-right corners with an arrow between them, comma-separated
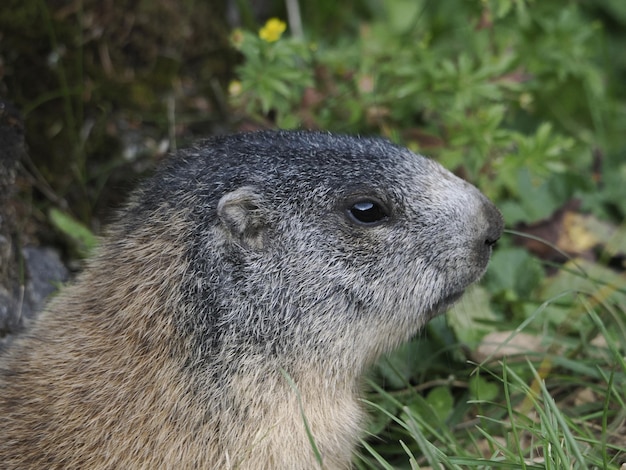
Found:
0,100 -> 69,339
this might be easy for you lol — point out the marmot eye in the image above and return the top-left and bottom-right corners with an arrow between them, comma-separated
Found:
347,200 -> 389,225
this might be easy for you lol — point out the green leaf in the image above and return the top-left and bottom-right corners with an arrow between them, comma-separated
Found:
446,286 -> 499,347
484,247 -> 544,300
375,339 -> 435,389
385,0 -> 422,35
536,259 -> 626,331
425,386 -> 454,421
469,375 -> 500,402
49,208 -> 98,258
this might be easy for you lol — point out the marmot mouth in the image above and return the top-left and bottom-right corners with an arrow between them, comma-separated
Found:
426,289 -> 465,319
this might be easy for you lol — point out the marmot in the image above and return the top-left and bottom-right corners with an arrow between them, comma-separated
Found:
0,130 -> 503,469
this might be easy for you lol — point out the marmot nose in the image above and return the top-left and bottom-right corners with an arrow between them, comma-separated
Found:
482,199 -> 504,248
485,236 -> 499,248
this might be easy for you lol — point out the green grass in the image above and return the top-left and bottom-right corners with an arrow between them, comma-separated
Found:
357,264 -> 626,469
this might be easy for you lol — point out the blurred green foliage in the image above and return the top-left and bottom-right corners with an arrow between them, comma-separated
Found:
232,0 -> 625,221
0,0 -> 235,232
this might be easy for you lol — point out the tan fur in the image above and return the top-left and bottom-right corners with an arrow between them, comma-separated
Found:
1,215 -> 355,469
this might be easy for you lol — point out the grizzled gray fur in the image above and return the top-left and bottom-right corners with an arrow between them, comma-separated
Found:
0,130 -> 503,469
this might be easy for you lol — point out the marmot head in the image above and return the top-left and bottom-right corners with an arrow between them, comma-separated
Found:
119,130 -> 503,376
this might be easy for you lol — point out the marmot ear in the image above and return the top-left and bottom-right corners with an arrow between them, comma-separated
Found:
217,186 -> 267,249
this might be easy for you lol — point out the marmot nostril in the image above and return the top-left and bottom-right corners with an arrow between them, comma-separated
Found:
486,236 -> 500,247
0,130 -> 502,469
482,199 -> 505,249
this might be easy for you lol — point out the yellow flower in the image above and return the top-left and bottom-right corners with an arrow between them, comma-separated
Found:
230,29 -> 245,49
519,92 -> 533,110
228,80 -> 242,97
259,18 -> 287,43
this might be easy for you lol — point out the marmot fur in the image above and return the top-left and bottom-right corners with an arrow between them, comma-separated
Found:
0,130 -> 503,469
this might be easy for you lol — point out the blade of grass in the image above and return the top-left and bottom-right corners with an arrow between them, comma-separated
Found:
398,440 -> 421,470
402,407 -> 453,470
358,440 -> 396,470
280,368 -> 324,468
502,359 -> 528,469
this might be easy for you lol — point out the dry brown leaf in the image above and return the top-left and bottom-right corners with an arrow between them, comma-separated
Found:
473,331 -> 546,362
573,387 -> 597,407
558,211 -> 599,254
